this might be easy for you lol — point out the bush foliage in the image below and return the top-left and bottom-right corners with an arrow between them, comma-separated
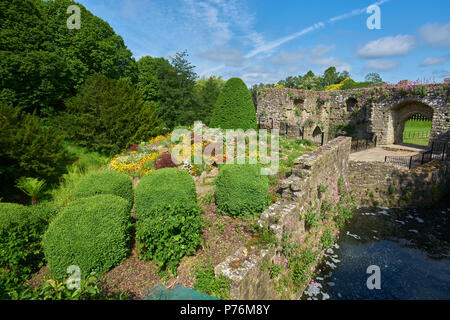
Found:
42,195 -> 131,280
215,164 -> 269,217
73,170 -> 133,208
136,203 -> 203,274
134,168 -> 196,221
0,103 -> 70,202
209,78 -> 257,131
0,203 -> 49,297
62,74 -> 161,155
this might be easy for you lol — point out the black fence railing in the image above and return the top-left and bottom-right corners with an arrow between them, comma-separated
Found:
385,142 -> 449,169
351,136 -> 378,153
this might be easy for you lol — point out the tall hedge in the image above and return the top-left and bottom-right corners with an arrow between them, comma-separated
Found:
73,170 -> 133,209
134,168 -> 196,221
42,195 -> 131,280
209,78 -> 257,131
215,164 -> 269,217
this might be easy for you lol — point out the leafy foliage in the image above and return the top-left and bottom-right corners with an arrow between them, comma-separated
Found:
215,164 -> 269,217
73,170 -> 133,209
193,265 -> 230,300
136,203 -> 204,274
42,195 -> 132,280
194,76 -> 225,125
62,74 -> 161,155
134,168 -> 197,221
8,272 -> 128,300
154,152 -> 178,170
0,103 -> 70,202
0,203 -> 50,297
210,78 -> 257,131
15,177 -> 46,205
0,0 -> 136,114
136,52 -> 199,130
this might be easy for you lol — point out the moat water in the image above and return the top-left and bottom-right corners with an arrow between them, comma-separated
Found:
301,198 -> 450,300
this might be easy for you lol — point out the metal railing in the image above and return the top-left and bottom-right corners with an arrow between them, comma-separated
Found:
385,142 -> 449,169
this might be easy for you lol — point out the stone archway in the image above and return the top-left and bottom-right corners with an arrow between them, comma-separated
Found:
312,126 -> 322,144
392,100 -> 434,145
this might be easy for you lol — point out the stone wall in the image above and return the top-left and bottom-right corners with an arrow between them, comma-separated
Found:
348,160 -> 450,208
214,137 -> 352,300
256,84 -> 450,146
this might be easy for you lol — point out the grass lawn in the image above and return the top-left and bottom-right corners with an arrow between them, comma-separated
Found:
402,119 -> 431,146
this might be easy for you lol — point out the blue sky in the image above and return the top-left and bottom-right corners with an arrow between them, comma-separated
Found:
76,0 -> 450,85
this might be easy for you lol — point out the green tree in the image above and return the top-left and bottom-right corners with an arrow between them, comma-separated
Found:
210,78 -> 257,131
63,74 -> 161,155
0,0 -> 136,115
365,72 -> 383,84
136,52 -> 199,130
194,76 -> 225,125
0,104 -> 70,202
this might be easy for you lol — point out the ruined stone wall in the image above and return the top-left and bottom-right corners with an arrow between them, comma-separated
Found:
214,137 -> 352,300
256,84 -> 450,146
348,160 -> 450,208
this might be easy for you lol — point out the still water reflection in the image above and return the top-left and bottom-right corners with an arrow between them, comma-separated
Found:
301,198 -> 450,300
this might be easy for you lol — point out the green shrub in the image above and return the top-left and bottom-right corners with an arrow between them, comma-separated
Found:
0,103 -> 70,202
134,168 -> 196,221
73,170 -> 133,209
136,203 -> 203,274
0,203 -> 48,296
209,78 -> 257,131
42,195 -> 132,280
193,266 -> 231,300
215,164 -> 269,217
63,74 -> 161,155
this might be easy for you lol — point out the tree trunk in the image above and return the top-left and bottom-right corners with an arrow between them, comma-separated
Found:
32,197 -> 37,205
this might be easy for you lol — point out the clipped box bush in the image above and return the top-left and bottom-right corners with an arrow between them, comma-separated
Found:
134,168 -> 196,221
209,77 -> 257,131
73,170 -> 133,208
136,203 -> 203,274
42,195 -> 131,280
0,203 -> 48,291
215,164 -> 269,217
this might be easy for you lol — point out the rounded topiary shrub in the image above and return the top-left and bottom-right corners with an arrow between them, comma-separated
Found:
209,78 -> 257,131
134,168 -> 196,221
0,203 -> 48,290
73,170 -> 133,208
42,194 -> 131,280
215,164 -> 269,217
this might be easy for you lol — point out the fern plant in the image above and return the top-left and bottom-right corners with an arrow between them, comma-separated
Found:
16,177 -> 46,205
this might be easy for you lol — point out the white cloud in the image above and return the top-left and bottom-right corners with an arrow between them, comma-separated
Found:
420,55 -> 450,67
271,50 -> 306,65
308,45 -> 352,73
364,59 -> 399,71
356,35 -> 415,58
199,46 -> 244,67
419,23 -> 450,47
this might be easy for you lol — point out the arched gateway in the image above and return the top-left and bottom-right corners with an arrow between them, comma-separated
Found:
391,100 -> 434,144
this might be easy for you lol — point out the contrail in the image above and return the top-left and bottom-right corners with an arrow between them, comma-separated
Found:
201,0 -> 390,76
245,0 -> 390,58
